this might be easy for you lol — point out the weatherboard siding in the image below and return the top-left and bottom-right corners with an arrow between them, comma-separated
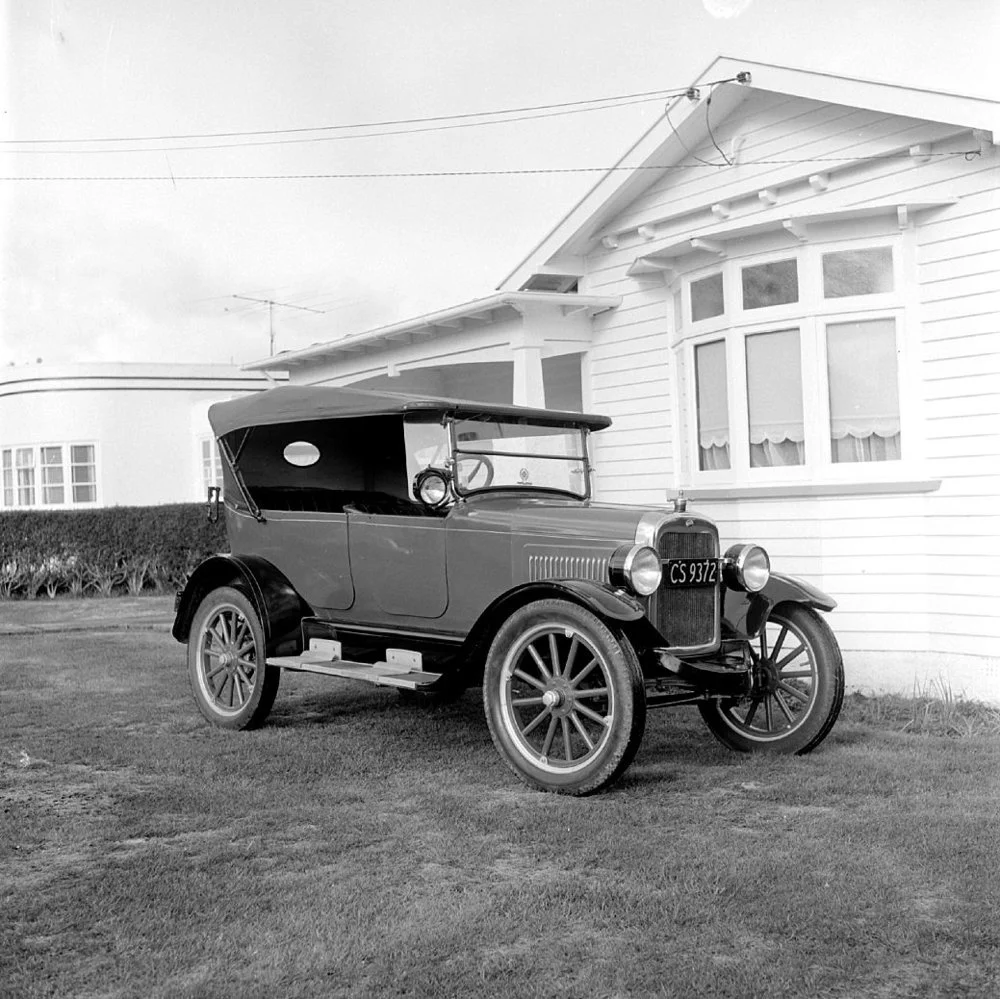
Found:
579,89 -> 999,696
914,163 -> 1000,667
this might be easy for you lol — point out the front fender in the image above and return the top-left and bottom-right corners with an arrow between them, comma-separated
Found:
723,571 -> 837,641
459,579 -> 646,679
171,553 -> 309,653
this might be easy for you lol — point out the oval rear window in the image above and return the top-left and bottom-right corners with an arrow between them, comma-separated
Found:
283,441 -> 320,467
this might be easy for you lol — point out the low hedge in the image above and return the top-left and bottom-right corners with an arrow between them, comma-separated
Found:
0,504 -> 228,599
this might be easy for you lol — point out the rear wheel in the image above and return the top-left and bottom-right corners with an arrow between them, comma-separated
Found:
699,603 -> 843,754
483,599 -> 646,795
188,586 -> 280,730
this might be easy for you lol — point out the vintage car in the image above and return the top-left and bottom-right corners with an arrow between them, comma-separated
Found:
172,384 -> 844,795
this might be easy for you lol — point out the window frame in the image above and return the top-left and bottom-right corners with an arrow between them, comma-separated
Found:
199,436 -> 224,498
678,232 -> 920,490
0,442 -> 100,509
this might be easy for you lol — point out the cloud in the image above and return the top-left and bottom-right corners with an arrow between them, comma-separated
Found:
702,0 -> 755,17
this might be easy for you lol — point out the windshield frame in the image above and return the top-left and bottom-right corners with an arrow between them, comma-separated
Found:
446,416 -> 593,501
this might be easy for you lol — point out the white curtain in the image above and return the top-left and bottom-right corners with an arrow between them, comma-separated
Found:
827,319 -> 901,463
695,340 -> 731,470
746,329 -> 805,468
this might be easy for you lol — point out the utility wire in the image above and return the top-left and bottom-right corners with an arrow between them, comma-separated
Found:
0,149 -> 981,182
705,84 -> 733,167
2,78 -> 744,147
0,96 -> 686,155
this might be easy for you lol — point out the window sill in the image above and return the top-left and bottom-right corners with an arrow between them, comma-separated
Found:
683,478 -> 941,501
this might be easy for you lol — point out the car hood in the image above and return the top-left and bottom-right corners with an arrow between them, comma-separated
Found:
451,492 -> 672,546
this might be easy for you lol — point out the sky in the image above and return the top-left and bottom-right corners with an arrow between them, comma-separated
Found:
2,0 -> 997,368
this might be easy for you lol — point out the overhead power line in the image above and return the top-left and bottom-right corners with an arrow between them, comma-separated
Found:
1,78 -> 744,148
0,96 -> 688,155
0,149 -> 982,182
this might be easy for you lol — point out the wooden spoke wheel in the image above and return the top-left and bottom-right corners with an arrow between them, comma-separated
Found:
188,586 -> 280,730
484,599 -> 645,795
699,603 -> 844,754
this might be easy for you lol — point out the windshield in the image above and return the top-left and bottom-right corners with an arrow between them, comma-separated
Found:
452,418 -> 590,498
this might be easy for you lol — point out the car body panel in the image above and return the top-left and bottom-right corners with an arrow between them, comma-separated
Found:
228,508 -> 355,610
347,511 -> 449,618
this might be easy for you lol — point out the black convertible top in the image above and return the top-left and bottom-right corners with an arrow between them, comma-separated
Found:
209,383 -> 612,436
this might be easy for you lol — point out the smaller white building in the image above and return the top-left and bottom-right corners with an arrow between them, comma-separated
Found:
0,363 -> 280,509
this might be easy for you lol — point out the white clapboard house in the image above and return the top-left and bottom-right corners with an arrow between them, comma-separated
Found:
244,57 -> 1000,702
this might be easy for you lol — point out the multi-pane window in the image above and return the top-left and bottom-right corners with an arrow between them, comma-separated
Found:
2,450 -> 13,507
0,444 -> 97,508
16,448 -> 35,506
71,446 -> 97,503
201,438 -> 223,494
686,241 -> 903,479
41,447 -> 66,504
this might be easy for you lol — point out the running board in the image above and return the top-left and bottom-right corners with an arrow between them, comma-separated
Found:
266,650 -> 442,691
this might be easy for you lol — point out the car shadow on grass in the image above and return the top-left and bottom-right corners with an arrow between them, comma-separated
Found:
259,677 -> 759,793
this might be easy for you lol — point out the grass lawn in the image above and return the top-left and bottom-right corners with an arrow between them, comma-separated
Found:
2,626 -> 999,999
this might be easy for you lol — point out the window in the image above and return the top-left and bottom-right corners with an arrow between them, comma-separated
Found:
822,247 -> 893,298
71,446 -> 97,503
2,450 -> 12,507
16,448 -> 35,506
0,444 -> 97,508
745,329 -> 804,467
742,258 -> 798,309
691,272 -> 724,321
201,438 -> 224,493
694,341 -> 730,470
41,447 -> 65,504
827,318 -> 901,462
684,239 -> 906,484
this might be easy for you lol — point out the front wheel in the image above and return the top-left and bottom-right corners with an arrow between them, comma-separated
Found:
483,599 -> 646,795
699,603 -> 844,754
188,586 -> 280,730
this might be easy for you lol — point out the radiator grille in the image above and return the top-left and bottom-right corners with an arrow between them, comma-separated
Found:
653,529 -> 718,649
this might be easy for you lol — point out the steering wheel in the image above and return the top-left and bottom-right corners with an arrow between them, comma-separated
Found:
457,454 -> 494,489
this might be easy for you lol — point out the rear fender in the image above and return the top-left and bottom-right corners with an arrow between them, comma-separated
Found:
459,580 -> 646,679
723,571 -> 837,641
172,553 -> 309,654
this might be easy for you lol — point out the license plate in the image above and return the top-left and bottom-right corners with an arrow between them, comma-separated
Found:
663,557 -> 721,588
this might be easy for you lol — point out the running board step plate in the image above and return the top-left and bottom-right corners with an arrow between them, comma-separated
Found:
266,651 -> 442,690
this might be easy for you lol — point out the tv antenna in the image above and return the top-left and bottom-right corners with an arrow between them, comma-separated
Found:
232,295 -> 325,356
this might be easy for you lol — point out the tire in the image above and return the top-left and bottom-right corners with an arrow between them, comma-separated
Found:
483,599 -> 646,795
699,603 -> 844,754
188,586 -> 280,730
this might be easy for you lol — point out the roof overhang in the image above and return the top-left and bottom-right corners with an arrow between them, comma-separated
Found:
243,290 -> 620,372
498,54 -> 1000,293
626,198 -> 958,278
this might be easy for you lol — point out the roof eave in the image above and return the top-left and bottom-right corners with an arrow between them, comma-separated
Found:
242,290 -> 620,372
497,54 -> 1000,293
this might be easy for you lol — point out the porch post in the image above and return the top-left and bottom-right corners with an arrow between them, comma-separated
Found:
511,344 -> 545,407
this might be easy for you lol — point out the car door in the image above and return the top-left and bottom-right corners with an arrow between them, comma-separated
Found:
236,509 -> 355,611
346,509 -> 448,619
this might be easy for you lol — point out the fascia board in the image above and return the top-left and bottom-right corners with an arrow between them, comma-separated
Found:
709,55 -> 1000,133
497,86 -> 749,293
